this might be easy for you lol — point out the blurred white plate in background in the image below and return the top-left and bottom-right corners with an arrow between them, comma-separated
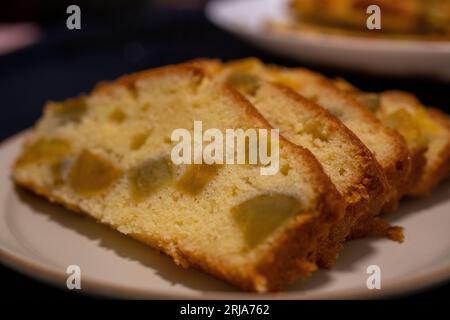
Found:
206,0 -> 450,80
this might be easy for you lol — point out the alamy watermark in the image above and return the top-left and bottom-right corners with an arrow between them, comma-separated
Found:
66,264 -> 81,290
367,5 -> 381,30
171,121 -> 280,175
66,5 -> 81,30
366,265 -> 381,289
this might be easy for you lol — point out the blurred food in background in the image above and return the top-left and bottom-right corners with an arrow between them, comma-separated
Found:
271,0 -> 450,40
207,0 -> 450,79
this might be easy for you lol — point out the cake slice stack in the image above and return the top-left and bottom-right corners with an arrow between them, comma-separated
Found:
12,65 -> 344,292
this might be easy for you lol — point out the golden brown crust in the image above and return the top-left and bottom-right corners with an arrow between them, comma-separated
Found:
349,216 -> 404,242
94,64 -> 204,95
406,146 -> 428,191
12,64 -> 344,292
375,126 -> 411,213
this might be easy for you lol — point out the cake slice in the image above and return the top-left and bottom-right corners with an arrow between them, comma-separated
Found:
191,59 -> 391,267
334,81 -> 450,195
378,91 -> 450,195
198,58 -> 409,235
12,64 -> 344,292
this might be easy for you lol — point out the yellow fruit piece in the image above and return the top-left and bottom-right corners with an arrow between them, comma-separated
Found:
231,194 -> 302,248
303,119 -> 330,142
280,163 -> 291,175
227,57 -> 261,72
270,71 -> 302,90
381,109 -> 427,149
128,158 -> 173,201
108,109 -> 127,123
130,132 -> 149,150
379,93 -> 442,151
69,150 -> 122,196
411,108 -> 441,135
176,164 -> 219,195
16,138 -> 71,167
226,72 -> 260,95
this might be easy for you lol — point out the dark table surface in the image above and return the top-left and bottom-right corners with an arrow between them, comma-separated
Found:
1,7 -> 449,300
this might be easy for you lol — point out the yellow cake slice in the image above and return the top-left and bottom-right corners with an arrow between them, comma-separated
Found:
334,81 -> 450,195
12,64 -> 344,292
190,58 -> 394,267
377,92 -> 450,195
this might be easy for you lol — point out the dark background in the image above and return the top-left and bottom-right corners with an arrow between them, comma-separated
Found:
0,0 -> 449,299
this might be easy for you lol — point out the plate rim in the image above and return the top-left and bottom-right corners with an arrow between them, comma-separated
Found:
1,131 -> 450,299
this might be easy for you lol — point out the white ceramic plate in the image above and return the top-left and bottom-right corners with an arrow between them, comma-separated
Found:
206,0 -> 450,80
1,132 -> 450,299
